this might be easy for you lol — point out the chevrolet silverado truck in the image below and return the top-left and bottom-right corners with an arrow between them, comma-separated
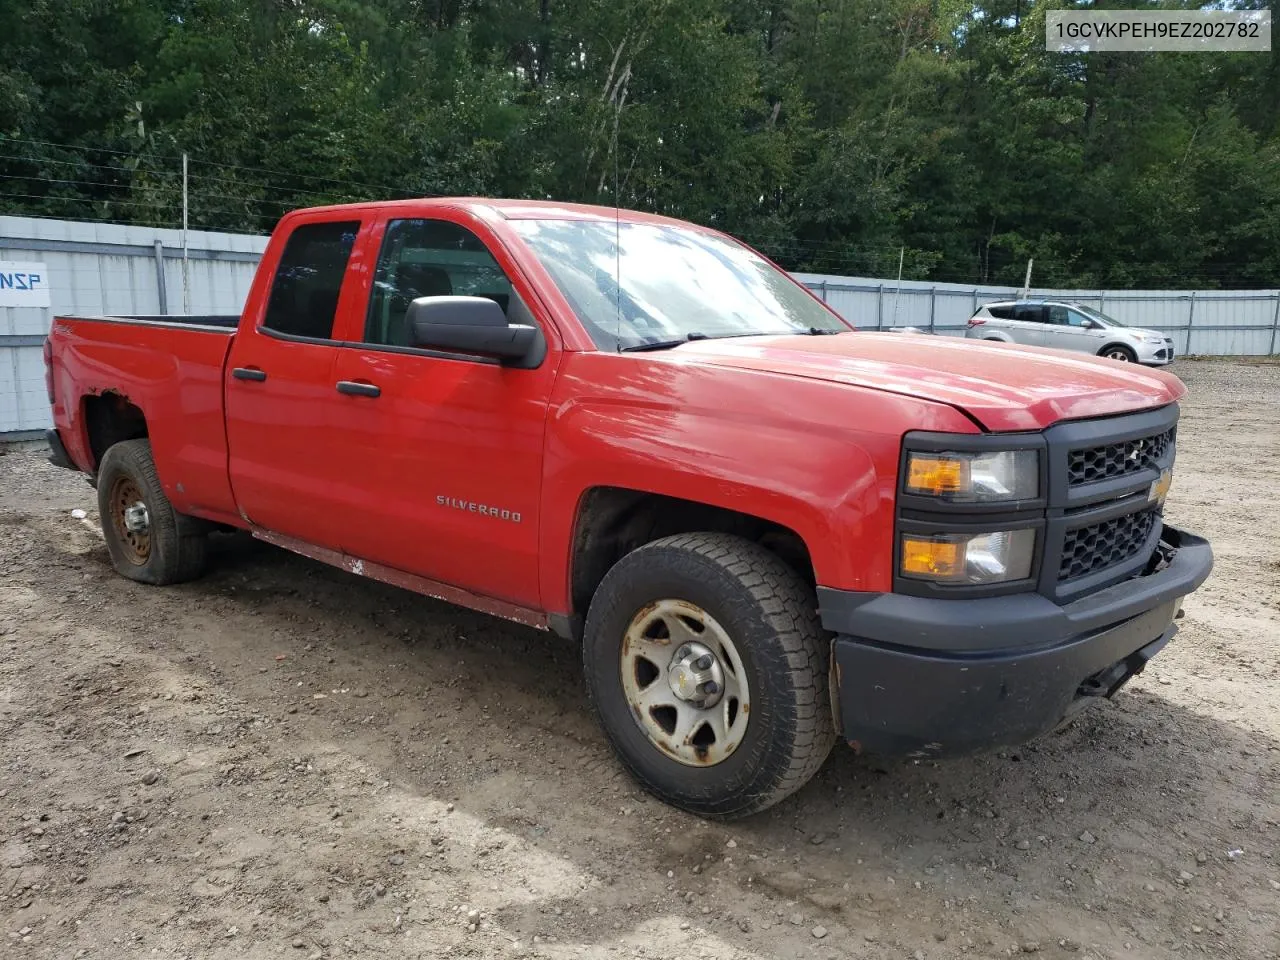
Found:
43,199 -> 1213,818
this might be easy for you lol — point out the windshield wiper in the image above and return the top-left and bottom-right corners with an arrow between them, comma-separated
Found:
730,327 -> 846,337
620,328 -> 844,352
620,332 -> 709,352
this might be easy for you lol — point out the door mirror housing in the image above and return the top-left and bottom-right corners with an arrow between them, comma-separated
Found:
406,296 -> 539,364
1081,318 -> 1103,330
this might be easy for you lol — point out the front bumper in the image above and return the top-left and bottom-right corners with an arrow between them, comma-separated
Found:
1137,339 -> 1175,365
819,524 -> 1212,758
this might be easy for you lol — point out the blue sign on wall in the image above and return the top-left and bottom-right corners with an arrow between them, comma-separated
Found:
0,262 -> 51,307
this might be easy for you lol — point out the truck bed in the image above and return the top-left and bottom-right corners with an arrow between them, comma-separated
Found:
47,313 -> 241,525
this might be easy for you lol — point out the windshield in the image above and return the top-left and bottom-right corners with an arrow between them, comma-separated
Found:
1074,304 -> 1128,328
510,219 -> 848,349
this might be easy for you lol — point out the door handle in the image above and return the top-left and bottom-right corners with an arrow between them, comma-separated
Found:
232,367 -> 267,382
336,380 -> 381,398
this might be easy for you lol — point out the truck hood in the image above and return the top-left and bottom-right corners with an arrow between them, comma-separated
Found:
674,332 -> 1185,431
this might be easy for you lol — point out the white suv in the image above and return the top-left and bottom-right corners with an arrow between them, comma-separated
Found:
966,300 -> 1174,366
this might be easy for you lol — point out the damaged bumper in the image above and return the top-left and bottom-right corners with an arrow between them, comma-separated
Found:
818,525 -> 1213,758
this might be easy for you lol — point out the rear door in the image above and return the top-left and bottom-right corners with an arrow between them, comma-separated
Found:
224,216 -> 372,546
1009,304 -> 1049,346
324,213 -> 558,607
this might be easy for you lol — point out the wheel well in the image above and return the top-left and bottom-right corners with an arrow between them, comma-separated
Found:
1098,342 -> 1136,357
567,487 -> 816,630
83,392 -> 148,468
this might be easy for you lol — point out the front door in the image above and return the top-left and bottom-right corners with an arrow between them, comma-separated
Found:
326,215 -> 557,608
1043,305 -> 1107,355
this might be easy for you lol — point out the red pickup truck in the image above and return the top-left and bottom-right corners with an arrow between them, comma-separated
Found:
44,199 -> 1212,818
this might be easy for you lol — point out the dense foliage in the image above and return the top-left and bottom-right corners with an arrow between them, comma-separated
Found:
2,0 -> 1277,287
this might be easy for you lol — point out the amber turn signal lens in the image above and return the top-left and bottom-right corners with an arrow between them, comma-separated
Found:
901,537 -> 964,578
905,456 -> 967,496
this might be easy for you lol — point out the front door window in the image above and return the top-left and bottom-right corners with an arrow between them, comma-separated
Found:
366,219 -> 515,348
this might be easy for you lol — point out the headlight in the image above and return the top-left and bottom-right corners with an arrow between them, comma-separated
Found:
900,528 -> 1037,584
904,450 -> 1039,502
1141,335 -> 1165,344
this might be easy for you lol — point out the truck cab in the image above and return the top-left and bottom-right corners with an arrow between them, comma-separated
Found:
45,199 -> 1213,818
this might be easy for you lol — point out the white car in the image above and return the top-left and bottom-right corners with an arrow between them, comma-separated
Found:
965,300 -> 1174,365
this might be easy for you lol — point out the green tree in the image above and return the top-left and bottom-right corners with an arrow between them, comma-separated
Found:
1,0 -> 1276,288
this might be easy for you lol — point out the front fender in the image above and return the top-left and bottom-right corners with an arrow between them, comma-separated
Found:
538,352 -> 979,614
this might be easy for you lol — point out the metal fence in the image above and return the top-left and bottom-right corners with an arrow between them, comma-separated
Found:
1,215 -> 265,439
795,272 -> 1280,357
3,216 -> 1277,440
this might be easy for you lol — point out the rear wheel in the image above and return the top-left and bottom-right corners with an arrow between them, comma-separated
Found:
97,439 -> 207,585
583,533 -> 834,819
1100,344 -> 1137,362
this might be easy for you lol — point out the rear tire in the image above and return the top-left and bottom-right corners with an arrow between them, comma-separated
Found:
97,439 -> 207,585
1100,344 -> 1137,363
583,533 -> 834,819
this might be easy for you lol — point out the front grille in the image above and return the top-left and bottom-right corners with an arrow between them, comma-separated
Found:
898,406 -> 1179,601
1067,427 -> 1174,486
1059,508 -> 1160,581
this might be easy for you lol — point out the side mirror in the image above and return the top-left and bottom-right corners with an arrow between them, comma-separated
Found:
1082,319 -> 1102,330
406,296 -> 538,363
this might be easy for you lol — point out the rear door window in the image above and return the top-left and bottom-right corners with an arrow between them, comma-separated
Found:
262,220 -> 360,340
1013,305 -> 1047,324
1046,305 -> 1070,325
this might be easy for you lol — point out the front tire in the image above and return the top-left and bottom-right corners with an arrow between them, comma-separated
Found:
583,533 -> 834,819
1100,344 -> 1137,363
97,439 -> 207,585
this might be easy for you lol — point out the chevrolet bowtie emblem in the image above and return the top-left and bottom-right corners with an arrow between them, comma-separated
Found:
1149,469 -> 1173,503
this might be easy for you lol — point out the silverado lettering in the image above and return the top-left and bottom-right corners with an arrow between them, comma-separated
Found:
42,198 -> 1213,819
437,494 -> 521,522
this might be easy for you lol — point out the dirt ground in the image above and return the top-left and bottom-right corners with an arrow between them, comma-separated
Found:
1,357 -> 1278,960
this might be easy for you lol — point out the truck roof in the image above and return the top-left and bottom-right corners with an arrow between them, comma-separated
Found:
287,197 -> 703,228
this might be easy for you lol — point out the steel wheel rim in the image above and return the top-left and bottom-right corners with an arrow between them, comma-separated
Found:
1106,349 -> 1132,361
620,599 -> 750,767
109,476 -> 151,565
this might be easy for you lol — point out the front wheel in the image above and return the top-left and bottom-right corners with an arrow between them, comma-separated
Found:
1100,345 -> 1137,362
97,439 -> 208,585
583,533 -> 834,819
